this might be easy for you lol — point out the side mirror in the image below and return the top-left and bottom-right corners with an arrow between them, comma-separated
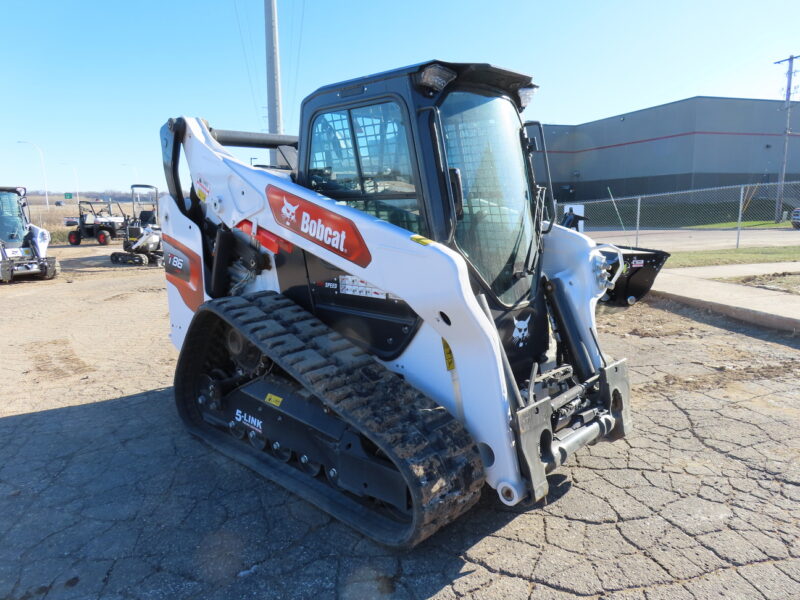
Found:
449,167 -> 463,220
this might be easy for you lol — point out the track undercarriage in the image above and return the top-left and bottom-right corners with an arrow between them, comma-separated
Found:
110,251 -> 163,266
176,291 -> 485,548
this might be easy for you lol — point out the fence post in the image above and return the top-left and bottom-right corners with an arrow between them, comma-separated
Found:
736,185 -> 744,249
635,197 -> 641,247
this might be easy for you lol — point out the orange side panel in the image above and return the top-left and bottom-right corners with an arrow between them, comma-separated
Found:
162,233 -> 205,312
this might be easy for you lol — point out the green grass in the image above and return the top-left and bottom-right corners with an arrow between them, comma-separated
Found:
688,220 -> 791,230
666,246 -> 800,268
49,228 -> 71,244
579,196 -> 797,229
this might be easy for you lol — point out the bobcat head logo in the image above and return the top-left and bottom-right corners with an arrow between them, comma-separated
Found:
281,198 -> 298,225
511,315 -> 531,348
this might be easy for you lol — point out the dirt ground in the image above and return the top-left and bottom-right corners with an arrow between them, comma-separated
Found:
716,272 -> 800,296
1,245 -> 799,599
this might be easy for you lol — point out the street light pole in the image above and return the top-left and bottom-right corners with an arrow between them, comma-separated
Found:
16,140 -> 50,209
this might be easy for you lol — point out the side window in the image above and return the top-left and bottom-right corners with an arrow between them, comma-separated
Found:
351,103 -> 416,196
307,101 -> 427,236
308,110 -> 361,194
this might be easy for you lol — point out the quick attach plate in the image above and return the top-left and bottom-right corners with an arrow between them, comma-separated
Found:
515,359 -> 630,502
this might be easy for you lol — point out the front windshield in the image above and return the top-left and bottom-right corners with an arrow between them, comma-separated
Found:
0,192 -> 27,244
440,91 -> 535,305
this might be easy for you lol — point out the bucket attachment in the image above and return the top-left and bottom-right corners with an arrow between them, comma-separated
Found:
600,246 -> 670,306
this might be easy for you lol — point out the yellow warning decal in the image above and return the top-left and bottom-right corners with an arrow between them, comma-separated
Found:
410,234 -> 432,246
265,393 -> 283,407
195,177 -> 210,202
441,339 -> 455,371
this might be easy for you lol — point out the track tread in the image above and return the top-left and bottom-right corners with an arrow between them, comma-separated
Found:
175,290 -> 485,547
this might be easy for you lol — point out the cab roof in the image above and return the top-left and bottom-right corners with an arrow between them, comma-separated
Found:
0,187 -> 25,196
304,60 -> 534,105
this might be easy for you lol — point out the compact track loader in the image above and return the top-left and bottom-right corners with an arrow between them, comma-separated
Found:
110,185 -> 163,266
0,187 -> 59,282
160,61 -> 646,548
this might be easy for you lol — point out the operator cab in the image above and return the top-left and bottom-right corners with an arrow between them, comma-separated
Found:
0,187 -> 29,248
295,62 -> 550,378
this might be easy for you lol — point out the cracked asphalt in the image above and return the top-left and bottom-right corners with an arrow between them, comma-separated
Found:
1,246 -> 799,599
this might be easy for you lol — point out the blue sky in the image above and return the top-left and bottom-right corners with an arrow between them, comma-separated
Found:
1,0 -> 798,193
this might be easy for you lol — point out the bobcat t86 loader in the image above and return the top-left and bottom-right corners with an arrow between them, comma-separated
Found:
159,61 -> 642,548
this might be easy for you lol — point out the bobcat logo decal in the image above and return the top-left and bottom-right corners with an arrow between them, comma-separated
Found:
267,185 -> 373,268
281,198 -> 298,225
511,315 -> 531,348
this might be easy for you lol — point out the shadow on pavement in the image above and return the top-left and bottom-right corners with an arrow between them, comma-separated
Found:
0,388 -> 576,599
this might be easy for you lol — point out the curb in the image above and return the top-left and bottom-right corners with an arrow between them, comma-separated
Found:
650,289 -> 799,335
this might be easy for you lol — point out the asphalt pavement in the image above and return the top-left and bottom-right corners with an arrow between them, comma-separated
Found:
1,252 -> 799,599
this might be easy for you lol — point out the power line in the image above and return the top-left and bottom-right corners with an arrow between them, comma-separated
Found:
233,0 -> 262,128
290,0 -> 306,131
245,1 -> 267,131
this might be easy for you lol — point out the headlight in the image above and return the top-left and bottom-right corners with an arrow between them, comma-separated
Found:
517,86 -> 538,110
38,229 -> 50,243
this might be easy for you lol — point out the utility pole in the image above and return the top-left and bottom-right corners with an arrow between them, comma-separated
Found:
265,0 -> 283,164
775,54 -> 799,222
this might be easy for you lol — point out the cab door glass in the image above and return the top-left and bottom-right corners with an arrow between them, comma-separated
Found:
307,102 -> 428,236
308,110 -> 361,194
351,103 -> 416,196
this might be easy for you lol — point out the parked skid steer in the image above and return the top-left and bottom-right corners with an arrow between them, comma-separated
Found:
159,62 -> 643,548
110,184 -> 163,266
0,187 -> 59,282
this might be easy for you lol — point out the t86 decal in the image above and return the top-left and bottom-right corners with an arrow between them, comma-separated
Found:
266,186 -> 372,268
163,234 -> 204,312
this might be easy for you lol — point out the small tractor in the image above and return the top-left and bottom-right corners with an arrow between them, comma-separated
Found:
159,61 -> 668,548
65,199 -> 128,245
110,184 -> 164,266
0,187 -> 59,282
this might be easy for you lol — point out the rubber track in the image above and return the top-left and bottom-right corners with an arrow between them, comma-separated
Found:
175,291 -> 485,548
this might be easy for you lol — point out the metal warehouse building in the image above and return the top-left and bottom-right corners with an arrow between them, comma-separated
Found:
535,97 -> 800,202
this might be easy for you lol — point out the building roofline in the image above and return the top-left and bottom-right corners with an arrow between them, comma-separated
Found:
547,96 -> 800,128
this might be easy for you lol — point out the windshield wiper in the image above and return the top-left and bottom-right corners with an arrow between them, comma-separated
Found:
512,232 -> 539,281
512,192 -> 542,280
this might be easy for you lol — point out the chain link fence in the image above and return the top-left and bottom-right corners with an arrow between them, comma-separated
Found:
556,181 -> 800,250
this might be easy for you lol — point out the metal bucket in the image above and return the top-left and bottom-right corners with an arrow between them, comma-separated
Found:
600,246 -> 670,306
